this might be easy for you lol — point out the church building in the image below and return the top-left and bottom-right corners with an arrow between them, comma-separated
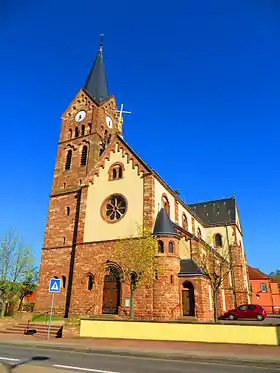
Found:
35,40 -> 250,321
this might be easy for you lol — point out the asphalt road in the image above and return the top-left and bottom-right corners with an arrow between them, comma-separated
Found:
221,316 -> 280,325
0,344 -> 280,373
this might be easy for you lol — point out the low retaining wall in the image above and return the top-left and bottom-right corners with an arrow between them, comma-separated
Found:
80,319 -> 280,346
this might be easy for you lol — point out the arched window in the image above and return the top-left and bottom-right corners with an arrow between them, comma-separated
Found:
168,242 -> 174,253
88,124 -> 92,134
109,163 -> 124,181
182,214 -> 188,230
81,124 -> 85,136
87,274 -> 94,291
62,276 -> 66,289
158,240 -> 164,253
75,127 -> 79,138
214,233 -> 223,247
80,145 -> 88,166
162,195 -> 170,216
68,129 -> 72,140
65,150 -> 72,171
197,227 -> 202,239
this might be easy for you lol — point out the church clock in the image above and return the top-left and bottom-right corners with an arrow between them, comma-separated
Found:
106,116 -> 113,129
75,110 -> 86,122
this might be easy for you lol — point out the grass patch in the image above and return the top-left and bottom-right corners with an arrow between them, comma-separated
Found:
32,314 -> 65,322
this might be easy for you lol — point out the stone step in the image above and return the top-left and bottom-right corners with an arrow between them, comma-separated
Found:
1,323 -> 63,338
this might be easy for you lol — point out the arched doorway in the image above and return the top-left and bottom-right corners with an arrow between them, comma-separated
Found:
102,265 -> 121,315
182,281 -> 195,316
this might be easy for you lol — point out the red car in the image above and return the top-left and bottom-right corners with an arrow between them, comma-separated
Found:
224,304 -> 267,321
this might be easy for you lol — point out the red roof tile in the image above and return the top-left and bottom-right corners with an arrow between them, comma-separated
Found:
247,266 -> 270,280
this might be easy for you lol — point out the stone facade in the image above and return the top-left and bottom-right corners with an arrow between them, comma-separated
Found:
35,46 -> 250,323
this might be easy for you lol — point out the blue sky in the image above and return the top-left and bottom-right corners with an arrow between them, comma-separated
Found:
0,1 -> 279,273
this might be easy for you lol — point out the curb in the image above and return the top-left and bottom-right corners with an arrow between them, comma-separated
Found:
0,341 -> 280,368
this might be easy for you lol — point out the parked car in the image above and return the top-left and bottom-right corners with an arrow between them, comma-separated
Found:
223,304 -> 267,321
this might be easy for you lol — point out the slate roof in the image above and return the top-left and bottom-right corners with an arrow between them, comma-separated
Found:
153,208 -> 180,238
188,197 -> 236,226
84,40 -> 109,103
248,266 -> 277,283
179,259 -> 205,277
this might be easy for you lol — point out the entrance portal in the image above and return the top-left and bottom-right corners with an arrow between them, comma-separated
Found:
182,281 -> 195,316
102,266 -> 121,314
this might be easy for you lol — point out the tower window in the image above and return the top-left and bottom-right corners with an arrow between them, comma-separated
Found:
66,207 -> 70,216
214,233 -> 222,247
88,124 -> 92,134
80,145 -> 88,166
158,240 -> 164,254
65,150 -> 72,171
155,270 -> 158,280
168,242 -> 174,253
63,237 -> 66,245
68,129 -> 72,140
88,274 -> 94,291
81,125 -> 85,136
108,163 -> 124,181
170,275 -> 174,284
75,127 -> 79,138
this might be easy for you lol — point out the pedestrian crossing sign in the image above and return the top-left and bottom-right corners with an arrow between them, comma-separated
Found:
49,278 -> 61,293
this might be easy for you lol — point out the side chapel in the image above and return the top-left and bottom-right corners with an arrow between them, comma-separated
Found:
35,40 -> 250,321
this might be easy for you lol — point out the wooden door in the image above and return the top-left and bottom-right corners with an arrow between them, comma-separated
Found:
182,289 -> 190,316
102,279 -> 120,314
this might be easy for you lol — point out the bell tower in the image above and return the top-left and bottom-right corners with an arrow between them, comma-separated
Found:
43,37 -> 122,249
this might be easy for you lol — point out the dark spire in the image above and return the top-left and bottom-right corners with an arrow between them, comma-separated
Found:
84,34 -> 109,103
153,208 -> 180,238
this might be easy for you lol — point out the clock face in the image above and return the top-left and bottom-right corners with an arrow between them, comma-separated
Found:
75,110 -> 86,122
106,116 -> 113,129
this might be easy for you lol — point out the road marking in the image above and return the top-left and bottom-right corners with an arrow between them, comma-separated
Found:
53,365 -> 120,373
0,357 -> 20,362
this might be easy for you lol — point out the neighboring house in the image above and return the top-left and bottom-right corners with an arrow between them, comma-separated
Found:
24,291 -> 36,304
248,266 -> 280,314
35,40 -> 251,322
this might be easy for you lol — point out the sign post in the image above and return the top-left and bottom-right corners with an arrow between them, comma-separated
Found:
48,278 -> 61,340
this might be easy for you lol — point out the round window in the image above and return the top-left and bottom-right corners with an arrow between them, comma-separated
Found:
101,194 -> 127,223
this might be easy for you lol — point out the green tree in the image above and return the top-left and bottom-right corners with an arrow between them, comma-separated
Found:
0,231 -> 34,317
17,266 -> 39,311
114,225 -> 158,320
269,270 -> 280,290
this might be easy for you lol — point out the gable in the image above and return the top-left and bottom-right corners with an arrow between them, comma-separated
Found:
84,140 -> 147,242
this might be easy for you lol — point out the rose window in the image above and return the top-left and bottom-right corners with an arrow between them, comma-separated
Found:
103,195 -> 127,222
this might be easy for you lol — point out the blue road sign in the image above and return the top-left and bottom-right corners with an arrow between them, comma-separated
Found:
49,278 -> 61,293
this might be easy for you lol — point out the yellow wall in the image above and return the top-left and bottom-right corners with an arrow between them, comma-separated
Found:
154,179 -> 175,221
80,319 -> 280,346
179,237 -> 191,259
153,179 -> 205,240
84,144 -> 144,242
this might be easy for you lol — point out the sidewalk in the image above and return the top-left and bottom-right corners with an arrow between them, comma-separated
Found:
0,333 -> 280,365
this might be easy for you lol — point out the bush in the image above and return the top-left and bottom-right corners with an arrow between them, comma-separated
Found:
22,303 -> 35,313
